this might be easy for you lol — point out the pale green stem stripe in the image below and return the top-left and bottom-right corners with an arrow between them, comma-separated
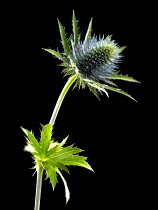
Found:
34,165 -> 44,210
49,75 -> 77,125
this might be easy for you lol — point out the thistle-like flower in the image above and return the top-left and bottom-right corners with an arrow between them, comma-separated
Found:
44,11 -> 139,100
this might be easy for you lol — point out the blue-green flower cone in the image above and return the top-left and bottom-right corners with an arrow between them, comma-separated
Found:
43,11 -> 139,100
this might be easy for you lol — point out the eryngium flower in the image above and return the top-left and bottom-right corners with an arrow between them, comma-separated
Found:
44,11 -> 139,100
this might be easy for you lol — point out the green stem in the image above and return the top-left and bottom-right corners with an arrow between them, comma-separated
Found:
34,165 -> 44,210
33,75 -> 77,210
49,75 -> 77,125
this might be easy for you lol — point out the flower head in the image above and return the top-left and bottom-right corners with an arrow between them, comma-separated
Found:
44,11 -> 139,100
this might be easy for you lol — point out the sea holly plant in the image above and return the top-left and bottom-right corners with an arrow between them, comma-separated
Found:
22,11 -> 139,210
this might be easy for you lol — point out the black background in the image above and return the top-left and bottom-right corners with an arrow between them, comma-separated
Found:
4,1 -> 148,209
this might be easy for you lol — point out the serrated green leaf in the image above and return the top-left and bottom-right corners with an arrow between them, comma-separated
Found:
57,19 -> 71,56
58,136 -> 69,147
24,144 -> 39,156
56,169 -> 70,203
87,84 -> 101,100
88,81 -> 109,98
107,74 -> 140,83
102,78 -> 118,87
84,18 -> 93,44
40,124 -> 53,154
55,162 -> 69,173
45,164 -> 57,190
60,155 -> 94,171
55,145 -> 83,160
104,85 -> 137,102
47,159 -> 69,173
72,10 -> 79,46
21,127 -> 41,155
42,48 -> 69,63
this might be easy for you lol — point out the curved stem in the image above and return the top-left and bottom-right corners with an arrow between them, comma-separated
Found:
49,75 -> 77,125
34,165 -> 44,210
33,75 -> 77,210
